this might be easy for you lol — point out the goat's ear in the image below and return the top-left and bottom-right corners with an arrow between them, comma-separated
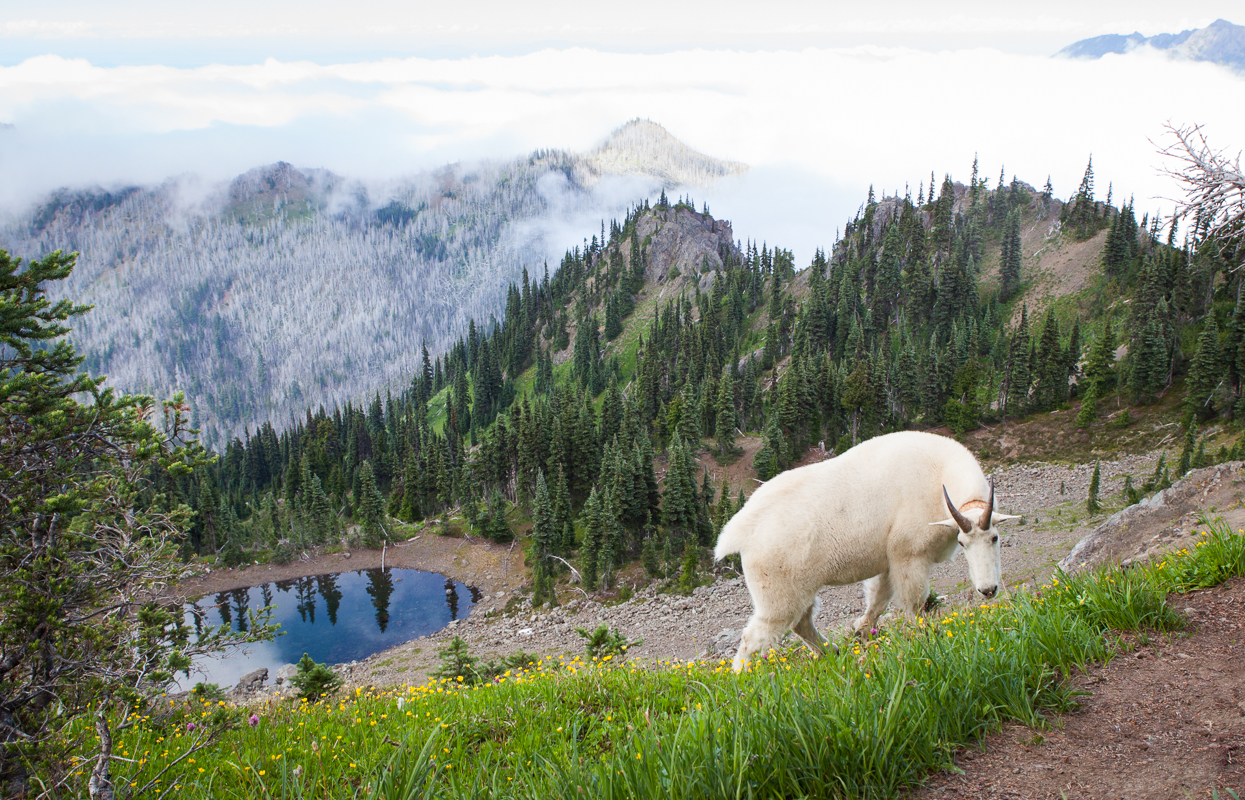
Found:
990,512 -> 1021,523
929,518 -> 959,528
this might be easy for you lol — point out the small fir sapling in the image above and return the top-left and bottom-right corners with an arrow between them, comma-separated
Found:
1087,460 -> 1102,514
290,653 -> 344,701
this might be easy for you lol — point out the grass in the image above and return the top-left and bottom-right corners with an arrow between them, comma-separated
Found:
55,518 -> 1245,799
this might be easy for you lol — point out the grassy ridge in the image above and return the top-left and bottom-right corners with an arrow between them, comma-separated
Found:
62,521 -> 1245,799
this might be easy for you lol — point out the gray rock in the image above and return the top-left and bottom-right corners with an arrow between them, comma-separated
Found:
273,663 -> 298,686
235,667 -> 268,693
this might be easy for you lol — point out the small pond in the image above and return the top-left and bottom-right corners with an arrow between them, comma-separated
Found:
183,568 -> 480,690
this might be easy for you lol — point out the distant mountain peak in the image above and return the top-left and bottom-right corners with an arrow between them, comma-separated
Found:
579,119 -> 747,188
1057,18 -> 1245,72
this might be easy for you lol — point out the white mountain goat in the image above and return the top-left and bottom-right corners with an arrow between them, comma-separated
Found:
714,430 -> 1018,672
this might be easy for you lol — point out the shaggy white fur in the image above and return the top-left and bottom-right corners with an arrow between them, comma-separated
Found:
714,430 -> 1017,672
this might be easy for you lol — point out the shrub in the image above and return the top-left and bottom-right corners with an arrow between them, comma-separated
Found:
432,636 -> 480,684
477,650 -> 539,682
218,538 -> 247,568
271,540 -> 295,565
190,682 -> 227,702
574,624 -> 642,661
289,653 -> 343,702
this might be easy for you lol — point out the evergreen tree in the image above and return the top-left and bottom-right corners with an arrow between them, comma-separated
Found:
532,470 -> 557,556
356,460 -> 388,547
1084,324 -> 1116,390
1129,318 -> 1169,403
1075,380 -> 1099,429
999,211 -> 1022,300
486,490 -> 513,543
1186,317 -> 1223,419
714,366 -> 737,456
580,487 -> 604,591
641,526 -> 661,578
661,436 -> 699,543
1086,460 -> 1102,514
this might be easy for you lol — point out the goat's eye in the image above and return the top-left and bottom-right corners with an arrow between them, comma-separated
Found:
958,538 -> 967,548
991,534 -> 999,544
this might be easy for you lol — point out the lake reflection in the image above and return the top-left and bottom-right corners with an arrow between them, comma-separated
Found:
186,568 -> 479,688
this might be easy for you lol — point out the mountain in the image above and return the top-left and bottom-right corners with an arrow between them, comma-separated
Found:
1057,18 -> 1245,71
0,120 -> 745,449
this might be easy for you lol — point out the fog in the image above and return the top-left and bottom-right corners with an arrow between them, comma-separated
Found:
1,44 -> 1243,263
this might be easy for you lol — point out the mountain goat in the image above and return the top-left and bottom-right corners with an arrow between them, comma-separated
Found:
714,430 -> 1017,672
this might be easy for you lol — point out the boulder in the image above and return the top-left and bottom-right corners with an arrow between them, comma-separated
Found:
235,667 -> 268,693
273,663 -> 298,686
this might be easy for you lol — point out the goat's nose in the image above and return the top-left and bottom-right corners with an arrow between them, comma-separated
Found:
980,586 -> 997,599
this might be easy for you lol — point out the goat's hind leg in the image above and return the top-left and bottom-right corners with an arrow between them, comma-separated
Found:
732,611 -> 791,673
791,596 -> 839,657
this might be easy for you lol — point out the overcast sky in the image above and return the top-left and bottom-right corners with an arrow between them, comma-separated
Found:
1,2 -> 1242,262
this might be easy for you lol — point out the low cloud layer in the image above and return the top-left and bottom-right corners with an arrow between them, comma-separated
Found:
2,44 -> 1243,262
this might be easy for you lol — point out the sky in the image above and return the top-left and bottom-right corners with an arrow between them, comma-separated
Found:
1,1 -> 1243,263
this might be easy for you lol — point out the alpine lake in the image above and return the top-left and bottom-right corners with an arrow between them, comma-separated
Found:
183,568 -> 480,691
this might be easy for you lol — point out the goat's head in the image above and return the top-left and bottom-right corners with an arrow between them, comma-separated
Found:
931,479 -> 1019,599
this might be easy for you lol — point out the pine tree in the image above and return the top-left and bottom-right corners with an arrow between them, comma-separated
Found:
642,527 -> 661,577
1071,155 -> 1097,238
1177,420 -> 1197,477
1186,317 -> 1223,419
486,490 -> 513,543
1084,324 -> 1116,389
356,460 -> 388,547
580,487 -> 603,591
532,470 -> 557,556
714,366 -> 737,457
999,211 -> 1022,300
1086,460 -> 1102,514
1075,380 -> 1099,429
661,436 -> 699,543
678,545 -> 700,594
1129,318 -> 1168,404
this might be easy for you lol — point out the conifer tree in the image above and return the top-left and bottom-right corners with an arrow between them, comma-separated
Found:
1186,317 -> 1223,419
356,460 -> 388,547
1075,380 -> 1099,429
1084,324 -> 1116,389
1129,318 -> 1169,403
641,525 -> 661,577
1177,419 -> 1197,477
580,487 -> 603,591
486,490 -> 513,543
678,545 -> 700,594
661,436 -> 699,543
999,211 -> 1022,300
1070,155 -> 1097,238
532,470 -> 557,556
714,366 -> 737,456
1086,460 -> 1102,514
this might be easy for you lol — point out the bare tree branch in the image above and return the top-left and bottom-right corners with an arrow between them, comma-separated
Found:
1156,122 -> 1245,268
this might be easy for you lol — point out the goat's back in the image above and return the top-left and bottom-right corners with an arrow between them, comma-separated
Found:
714,431 -> 987,562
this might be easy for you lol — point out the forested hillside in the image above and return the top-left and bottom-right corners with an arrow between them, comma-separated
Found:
158,159 -> 1243,597
0,120 -> 744,449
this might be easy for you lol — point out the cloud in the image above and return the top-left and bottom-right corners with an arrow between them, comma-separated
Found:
1,45 -> 1243,263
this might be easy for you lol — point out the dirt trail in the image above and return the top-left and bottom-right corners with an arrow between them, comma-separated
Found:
912,577 -> 1245,799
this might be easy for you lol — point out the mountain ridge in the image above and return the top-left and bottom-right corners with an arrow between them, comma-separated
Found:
0,120 -> 744,449
1057,18 -> 1245,71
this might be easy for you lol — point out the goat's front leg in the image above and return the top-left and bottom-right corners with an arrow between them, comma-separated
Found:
853,572 -> 893,633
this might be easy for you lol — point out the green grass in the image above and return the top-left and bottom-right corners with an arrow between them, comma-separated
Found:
56,518 -> 1245,799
